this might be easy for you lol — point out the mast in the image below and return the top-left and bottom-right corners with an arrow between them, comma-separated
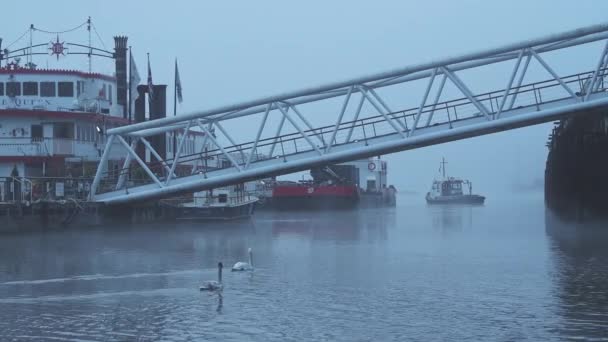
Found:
173,59 -> 177,154
128,47 -> 132,125
28,24 -> 33,66
441,157 -> 447,179
87,17 -> 92,73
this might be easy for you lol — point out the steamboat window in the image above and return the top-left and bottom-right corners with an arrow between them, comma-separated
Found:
58,82 -> 74,97
6,82 -> 21,97
0,83 -> 4,96
23,82 -> 38,96
31,125 -> 43,141
40,82 -> 56,97
76,81 -> 85,97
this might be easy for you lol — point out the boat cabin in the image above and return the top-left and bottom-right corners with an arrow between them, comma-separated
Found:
429,177 -> 472,197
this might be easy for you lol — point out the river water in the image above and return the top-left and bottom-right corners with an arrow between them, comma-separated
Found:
1,193 -> 608,341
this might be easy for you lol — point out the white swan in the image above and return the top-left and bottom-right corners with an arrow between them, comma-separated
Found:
200,262 -> 224,292
232,248 -> 254,272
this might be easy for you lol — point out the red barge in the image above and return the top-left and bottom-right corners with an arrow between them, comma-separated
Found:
254,157 -> 396,210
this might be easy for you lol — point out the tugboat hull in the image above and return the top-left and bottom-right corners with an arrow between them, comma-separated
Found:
426,194 -> 485,205
176,201 -> 257,221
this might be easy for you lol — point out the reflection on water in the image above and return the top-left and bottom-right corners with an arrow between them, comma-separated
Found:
429,204 -> 473,232
268,209 -> 391,242
1,196 -> 608,340
545,211 -> 608,339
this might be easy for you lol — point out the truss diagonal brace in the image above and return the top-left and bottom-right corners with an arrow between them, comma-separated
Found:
269,110 -> 287,158
530,49 -> 578,100
197,120 -> 242,172
246,103 -> 272,169
165,120 -> 193,185
215,121 -> 247,163
506,54 -> 532,111
139,137 -> 175,177
276,103 -> 323,155
358,86 -> 406,138
367,87 -> 407,131
345,93 -> 366,144
326,86 -> 354,153
584,40 -> 608,101
440,66 -> 490,120
284,103 -> 326,147
90,134 -> 116,199
117,135 -> 164,188
191,123 -> 213,174
409,67 -> 437,137
116,137 -> 139,190
424,74 -> 447,127
495,49 -> 525,120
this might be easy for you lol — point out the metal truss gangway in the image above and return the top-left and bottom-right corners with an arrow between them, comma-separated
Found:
92,23 -> 608,204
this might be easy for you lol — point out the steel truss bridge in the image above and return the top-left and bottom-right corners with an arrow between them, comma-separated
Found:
92,23 -> 608,204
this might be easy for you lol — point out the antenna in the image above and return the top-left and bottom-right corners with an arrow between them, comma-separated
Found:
28,24 -> 33,66
87,16 -> 91,73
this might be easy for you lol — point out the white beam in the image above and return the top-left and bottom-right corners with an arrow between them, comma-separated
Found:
496,49 -> 525,119
276,104 -> 323,155
197,120 -> 242,172
326,85 -> 354,153
359,86 -> 406,138
165,120 -> 193,185
107,23 -> 608,136
90,134 -> 115,199
441,66 -> 490,120
140,137 -> 175,177
424,74 -> 447,127
584,41 -> 608,101
117,136 -> 164,188
345,93 -> 367,143
409,68 -> 437,137
530,49 -> 578,100
116,137 -> 139,190
246,103 -> 272,169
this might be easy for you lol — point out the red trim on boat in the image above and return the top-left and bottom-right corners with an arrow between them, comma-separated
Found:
0,68 -> 116,82
0,156 -> 65,163
0,109 -> 129,124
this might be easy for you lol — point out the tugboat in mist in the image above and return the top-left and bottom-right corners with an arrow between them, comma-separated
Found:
425,158 -> 485,205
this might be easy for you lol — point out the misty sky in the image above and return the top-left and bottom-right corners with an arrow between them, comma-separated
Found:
4,1 -> 608,197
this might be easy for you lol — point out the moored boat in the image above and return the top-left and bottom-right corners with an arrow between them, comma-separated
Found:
164,184 -> 258,221
425,158 -> 485,205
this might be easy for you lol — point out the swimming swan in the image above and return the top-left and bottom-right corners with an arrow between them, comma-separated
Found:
232,248 -> 254,272
200,262 -> 224,291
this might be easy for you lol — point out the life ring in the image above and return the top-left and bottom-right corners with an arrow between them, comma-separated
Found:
368,162 -> 376,171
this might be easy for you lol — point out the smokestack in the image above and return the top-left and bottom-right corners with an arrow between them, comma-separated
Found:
134,85 -> 147,160
149,84 -> 168,161
133,84 -> 167,163
114,36 -> 128,119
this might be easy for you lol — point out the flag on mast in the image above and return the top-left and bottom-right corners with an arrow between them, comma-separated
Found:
147,53 -> 154,101
129,52 -> 141,101
175,60 -> 183,104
